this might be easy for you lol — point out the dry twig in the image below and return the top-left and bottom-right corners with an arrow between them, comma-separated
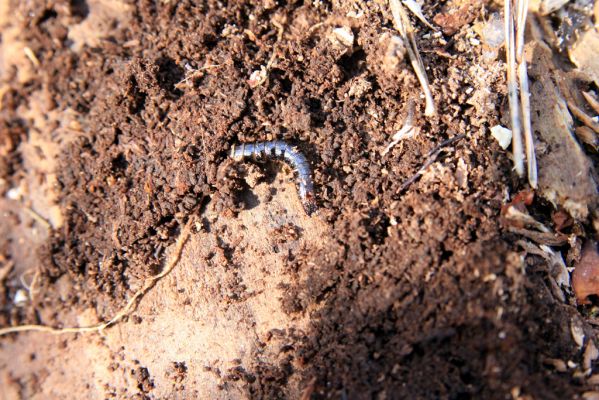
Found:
582,91 -> 599,115
567,100 -> 599,134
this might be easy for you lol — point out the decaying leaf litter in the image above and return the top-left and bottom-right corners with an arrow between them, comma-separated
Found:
0,0 -> 598,398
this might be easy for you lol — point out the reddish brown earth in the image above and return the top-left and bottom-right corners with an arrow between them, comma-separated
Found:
0,0 -> 597,399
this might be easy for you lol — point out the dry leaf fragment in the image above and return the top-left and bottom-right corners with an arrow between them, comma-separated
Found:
551,209 -> 573,232
572,241 -> 599,305
529,42 -> 598,219
569,28 -> 599,86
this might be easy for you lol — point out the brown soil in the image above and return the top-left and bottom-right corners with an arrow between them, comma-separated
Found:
0,0 -> 597,399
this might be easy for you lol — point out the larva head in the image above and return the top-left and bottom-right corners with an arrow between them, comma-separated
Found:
302,193 -> 318,216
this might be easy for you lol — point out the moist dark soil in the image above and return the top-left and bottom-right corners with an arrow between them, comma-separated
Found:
0,0 -> 597,399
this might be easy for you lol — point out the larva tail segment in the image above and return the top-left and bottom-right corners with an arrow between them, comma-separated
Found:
302,192 -> 318,216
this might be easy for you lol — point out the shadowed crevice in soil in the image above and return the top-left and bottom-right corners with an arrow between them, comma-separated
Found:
291,242 -> 585,399
242,239 -> 588,399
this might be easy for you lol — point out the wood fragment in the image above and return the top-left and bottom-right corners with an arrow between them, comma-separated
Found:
567,100 -> 599,134
582,91 -> 599,115
507,226 -> 568,246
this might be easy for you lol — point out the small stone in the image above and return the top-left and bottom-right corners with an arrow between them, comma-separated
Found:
13,289 -> 28,306
570,319 -> 585,349
490,125 -> 512,150
331,27 -> 354,48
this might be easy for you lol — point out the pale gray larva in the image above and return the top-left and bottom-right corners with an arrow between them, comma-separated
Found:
229,141 -> 317,215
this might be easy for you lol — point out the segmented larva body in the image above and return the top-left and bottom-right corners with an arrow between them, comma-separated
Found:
230,140 -> 317,216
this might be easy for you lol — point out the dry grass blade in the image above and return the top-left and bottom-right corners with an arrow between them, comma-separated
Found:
505,0 -> 524,176
519,59 -> 537,187
401,0 -> 436,30
516,0 -> 537,188
504,0 -> 537,187
389,0 -> 436,117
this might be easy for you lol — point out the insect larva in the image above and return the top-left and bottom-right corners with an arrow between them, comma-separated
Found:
230,140 -> 317,216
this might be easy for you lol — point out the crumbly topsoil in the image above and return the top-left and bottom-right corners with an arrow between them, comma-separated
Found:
0,0 -> 597,399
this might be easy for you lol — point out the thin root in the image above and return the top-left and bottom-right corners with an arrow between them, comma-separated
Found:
0,218 -> 194,336
398,134 -> 466,193
25,207 -> 52,230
